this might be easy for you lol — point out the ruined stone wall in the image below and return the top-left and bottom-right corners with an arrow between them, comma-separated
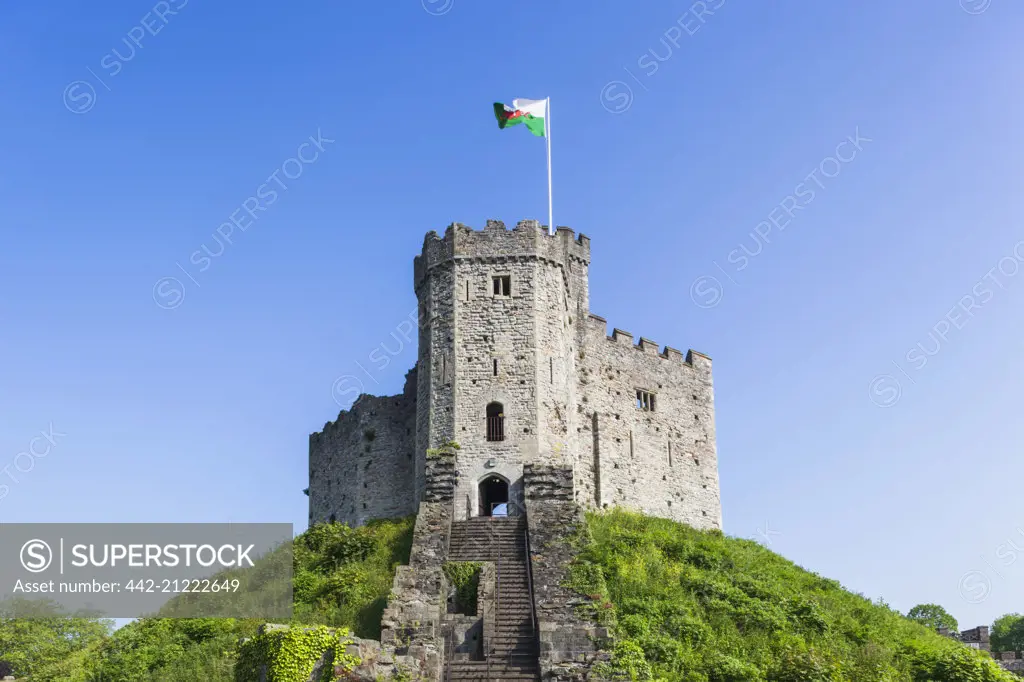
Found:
308,369 -> 417,527
575,315 -> 721,530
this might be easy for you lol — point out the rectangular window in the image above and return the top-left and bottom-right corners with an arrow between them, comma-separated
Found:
493,358 -> 499,376
636,389 -> 656,411
486,404 -> 505,442
492,275 -> 511,297
465,279 -> 470,301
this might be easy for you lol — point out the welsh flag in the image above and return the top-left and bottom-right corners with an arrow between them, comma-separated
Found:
493,98 -> 547,137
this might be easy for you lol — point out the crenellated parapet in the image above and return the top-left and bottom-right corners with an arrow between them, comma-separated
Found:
585,314 -> 711,372
414,220 -> 590,290
576,313 -> 720,530
310,221 -> 721,534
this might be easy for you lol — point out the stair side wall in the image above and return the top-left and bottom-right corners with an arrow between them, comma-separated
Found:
379,453 -> 458,681
524,465 -> 611,681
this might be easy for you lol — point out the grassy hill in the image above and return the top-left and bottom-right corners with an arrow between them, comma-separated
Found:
569,509 -> 1012,681
13,509 -> 1012,681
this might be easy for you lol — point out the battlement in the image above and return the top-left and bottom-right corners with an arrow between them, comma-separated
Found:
585,314 -> 709,368
414,220 -> 590,288
310,222 -> 720,532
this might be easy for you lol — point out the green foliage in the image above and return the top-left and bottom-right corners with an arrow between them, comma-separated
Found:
563,519 -> 616,626
0,615 -> 111,679
574,509 -> 1016,682
426,440 -> 460,459
443,562 -> 482,614
234,625 -> 359,682
291,516 -> 414,638
907,603 -> 959,632
594,639 -> 655,680
18,516 -> 413,681
25,617 -> 256,682
991,613 -> 1024,654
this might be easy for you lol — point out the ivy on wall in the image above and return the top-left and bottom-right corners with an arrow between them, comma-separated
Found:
442,561 -> 483,615
234,625 -> 360,682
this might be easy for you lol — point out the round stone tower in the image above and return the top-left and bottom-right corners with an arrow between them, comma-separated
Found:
412,220 -> 592,520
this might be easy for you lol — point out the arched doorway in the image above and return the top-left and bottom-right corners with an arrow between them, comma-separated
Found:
479,475 -> 509,516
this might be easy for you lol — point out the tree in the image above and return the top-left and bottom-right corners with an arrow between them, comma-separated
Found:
907,603 -> 958,632
992,613 -> 1024,653
0,615 -> 111,678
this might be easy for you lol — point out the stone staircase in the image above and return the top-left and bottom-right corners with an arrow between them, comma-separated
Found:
445,516 -> 539,681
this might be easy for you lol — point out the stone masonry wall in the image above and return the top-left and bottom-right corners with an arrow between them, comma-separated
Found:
575,315 -> 721,531
524,464 -> 611,681
413,221 -> 591,520
312,221 -> 721,534
378,450 -> 459,681
308,369 -> 417,527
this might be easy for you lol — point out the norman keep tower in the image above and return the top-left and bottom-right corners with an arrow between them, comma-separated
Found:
309,220 -> 721,529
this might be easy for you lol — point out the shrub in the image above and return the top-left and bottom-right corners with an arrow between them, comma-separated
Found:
443,562 -> 483,614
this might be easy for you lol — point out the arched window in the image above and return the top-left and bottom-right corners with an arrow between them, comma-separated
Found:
486,402 -> 505,442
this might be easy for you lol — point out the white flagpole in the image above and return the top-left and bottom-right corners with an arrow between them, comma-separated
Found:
546,97 -> 553,236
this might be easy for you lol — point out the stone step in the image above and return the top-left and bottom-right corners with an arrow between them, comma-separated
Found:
448,672 -> 536,676
452,658 -> 538,668
488,640 -> 536,645
449,669 -> 538,675
450,658 -> 537,666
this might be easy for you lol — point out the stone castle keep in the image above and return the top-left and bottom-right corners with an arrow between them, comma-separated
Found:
309,220 -> 721,531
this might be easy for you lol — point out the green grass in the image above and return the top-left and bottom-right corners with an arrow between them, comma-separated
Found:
570,509 -> 1013,682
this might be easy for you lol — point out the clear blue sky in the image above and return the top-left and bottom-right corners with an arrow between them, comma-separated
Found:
2,0 -> 1022,630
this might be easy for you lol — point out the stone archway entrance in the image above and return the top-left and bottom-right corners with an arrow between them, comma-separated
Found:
478,475 -> 509,516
